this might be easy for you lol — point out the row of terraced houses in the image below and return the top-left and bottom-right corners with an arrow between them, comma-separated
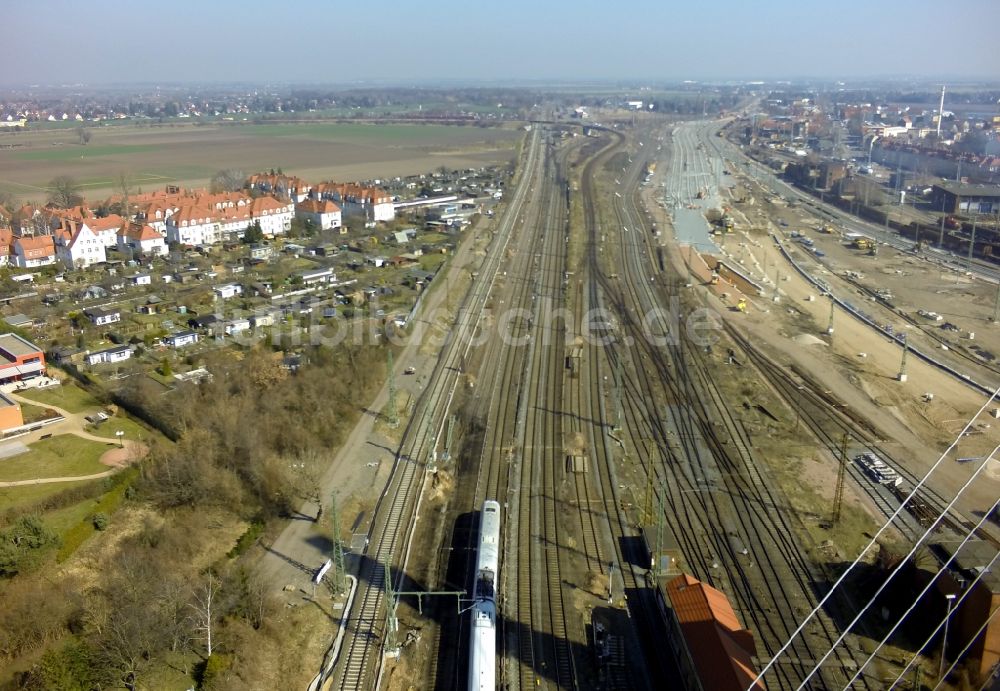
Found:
0,172 -> 394,270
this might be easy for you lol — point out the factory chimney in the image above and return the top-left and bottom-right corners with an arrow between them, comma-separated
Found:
936,85 -> 946,138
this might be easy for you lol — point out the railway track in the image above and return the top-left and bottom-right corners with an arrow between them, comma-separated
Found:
330,129 -> 544,690
579,123 -> 872,689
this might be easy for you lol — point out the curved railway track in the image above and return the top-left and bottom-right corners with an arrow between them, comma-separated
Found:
579,123 -> 872,689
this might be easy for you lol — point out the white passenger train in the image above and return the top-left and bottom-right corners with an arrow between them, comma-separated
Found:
469,499 -> 500,691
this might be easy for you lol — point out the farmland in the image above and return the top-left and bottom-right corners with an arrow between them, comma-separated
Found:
0,120 -> 522,201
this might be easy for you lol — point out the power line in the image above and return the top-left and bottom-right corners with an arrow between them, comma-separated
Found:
747,385 -> 1000,690
842,491 -> 1000,688
882,546 -> 1000,691
794,442 -> 1000,690
933,599 -> 1000,691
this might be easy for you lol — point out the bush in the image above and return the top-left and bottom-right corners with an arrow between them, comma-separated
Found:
92,513 -> 109,530
227,518 -> 265,558
197,653 -> 232,690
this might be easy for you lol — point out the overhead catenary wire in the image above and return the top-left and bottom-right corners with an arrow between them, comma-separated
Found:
795,440 -> 1000,690
747,385 -> 1000,691
841,484 -> 1000,688
931,593 -> 1000,691
880,546 -> 1000,690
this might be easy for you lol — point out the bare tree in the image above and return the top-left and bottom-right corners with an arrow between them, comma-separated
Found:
48,175 -> 83,209
76,126 -> 92,145
117,172 -> 134,221
189,572 -> 219,656
210,169 -> 246,193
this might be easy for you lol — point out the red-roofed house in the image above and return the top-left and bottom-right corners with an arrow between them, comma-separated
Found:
54,219 -> 106,268
12,234 -> 56,268
663,573 -> 764,691
248,196 -> 294,236
0,228 -> 12,266
117,223 -> 167,257
295,198 -> 342,230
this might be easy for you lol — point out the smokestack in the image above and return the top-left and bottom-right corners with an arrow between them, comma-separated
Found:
937,85 -> 946,138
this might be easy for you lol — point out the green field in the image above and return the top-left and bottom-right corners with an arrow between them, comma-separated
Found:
15,144 -> 161,161
18,384 -> 102,414
241,122 -> 502,145
0,435 -> 111,482
0,479 -> 102,513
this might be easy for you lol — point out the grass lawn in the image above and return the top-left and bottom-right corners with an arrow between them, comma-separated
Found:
18,402 -> 57,424
16,384 -> 102,414
0,435 -> 112,482
418,254 -> 447,272
0,479 -> 103,514
85,415 -> 151,443
15,144 -> 160,162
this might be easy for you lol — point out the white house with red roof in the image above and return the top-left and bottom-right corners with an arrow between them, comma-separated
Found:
54,220 -> 106,268
12,234 -> 56,268
118,223 -> 167,257
165,195 -> 293,246
249,197 -> 294,236
312,182 -> 394,222
295,198 -> 342,231
0,229 -> 12,267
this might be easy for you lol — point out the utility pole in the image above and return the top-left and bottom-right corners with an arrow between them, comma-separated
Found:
654,494 -> 665,578
831,434 -> 849,526
330,492 -> 346,593
898,334 -> 909,382
383,561 -> 398,655
642,470 -> 655,527
425,415 -> 436,469
993,281 -> 1000,324
440,415 -> 455,463
386,350 -> 398,428
968,214 -> 978,268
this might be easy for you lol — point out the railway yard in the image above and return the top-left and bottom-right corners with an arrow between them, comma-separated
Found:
313,113 -> 1000,690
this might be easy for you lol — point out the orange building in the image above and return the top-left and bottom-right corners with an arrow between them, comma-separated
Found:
0,392 -> 23,432
0,333 -> 46,385
661,573 -> 765,691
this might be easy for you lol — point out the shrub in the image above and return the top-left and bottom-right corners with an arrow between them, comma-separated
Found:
92,513 -> 109,530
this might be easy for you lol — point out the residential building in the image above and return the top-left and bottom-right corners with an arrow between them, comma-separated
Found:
224,317 -> 251,335
297,267 -> 335,285
164,330 -> 199,348
85,345 -> 132,366
55,220 -> 106,268
0,228 -> 12,266
165,194 -> 293,245
12,235 -> 56,268
312,182 -> 394,222
117,223 -> 167,257
295,199 -> 343,230
214,283 -> 243,300
0,333 -> 46,385
83,307 -> 121,326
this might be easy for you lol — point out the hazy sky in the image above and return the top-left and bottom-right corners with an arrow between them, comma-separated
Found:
4,0 -> 998,85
